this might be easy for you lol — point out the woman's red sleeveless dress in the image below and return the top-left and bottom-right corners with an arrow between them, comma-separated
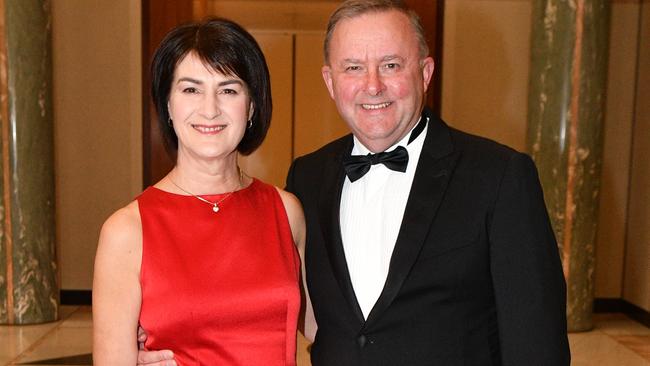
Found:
137,179 -> 300,365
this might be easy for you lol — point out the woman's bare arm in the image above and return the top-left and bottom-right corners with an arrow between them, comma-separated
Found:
276,188 -> 317,342
93,201 -> 143,365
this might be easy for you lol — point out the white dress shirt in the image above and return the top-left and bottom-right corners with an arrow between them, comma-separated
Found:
340,118 -> 428,319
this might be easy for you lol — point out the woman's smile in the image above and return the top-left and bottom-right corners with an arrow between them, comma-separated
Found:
191,123 -> 227,134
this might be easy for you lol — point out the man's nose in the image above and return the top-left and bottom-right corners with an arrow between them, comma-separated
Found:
365,69 -> 386,96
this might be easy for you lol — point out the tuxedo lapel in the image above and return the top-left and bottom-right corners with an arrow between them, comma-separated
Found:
365,110 -> 459,325
317,136 -> 366,324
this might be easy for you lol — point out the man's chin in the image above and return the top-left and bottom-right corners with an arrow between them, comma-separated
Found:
354,132 -> 402,153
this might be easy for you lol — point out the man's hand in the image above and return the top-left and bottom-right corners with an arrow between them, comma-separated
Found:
136,349 -> 175,366
136,326 -> 176,366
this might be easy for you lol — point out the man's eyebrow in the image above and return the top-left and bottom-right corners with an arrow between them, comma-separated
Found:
381,55 -> 404,62
339,55 -> 404,64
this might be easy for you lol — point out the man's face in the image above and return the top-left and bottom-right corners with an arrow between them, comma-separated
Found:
322,10 -> 434,153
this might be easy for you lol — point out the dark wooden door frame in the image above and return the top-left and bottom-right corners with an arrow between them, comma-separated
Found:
142,0 -> 444,188
141,0 -> 193,188
405,0 -> 445,113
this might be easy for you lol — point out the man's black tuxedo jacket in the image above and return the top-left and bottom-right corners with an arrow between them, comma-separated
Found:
286,109 -> 570,366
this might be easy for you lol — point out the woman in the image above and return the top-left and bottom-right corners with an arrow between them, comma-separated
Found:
93,18 -> 305,365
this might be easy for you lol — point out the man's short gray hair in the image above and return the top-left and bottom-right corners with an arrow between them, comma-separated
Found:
323,0 -> 430,64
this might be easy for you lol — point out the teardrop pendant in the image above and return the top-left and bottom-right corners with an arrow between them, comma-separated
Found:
212,204 -> 220,213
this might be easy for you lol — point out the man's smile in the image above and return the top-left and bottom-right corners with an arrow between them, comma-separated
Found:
361,102 -> 392,110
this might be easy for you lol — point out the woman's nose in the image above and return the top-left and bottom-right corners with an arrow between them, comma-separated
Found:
199,94 -> 220,119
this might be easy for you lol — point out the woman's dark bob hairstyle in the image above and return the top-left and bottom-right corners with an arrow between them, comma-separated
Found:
151,17 -> 272,156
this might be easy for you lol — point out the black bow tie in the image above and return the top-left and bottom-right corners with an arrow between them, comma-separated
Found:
342,145 -> 409,182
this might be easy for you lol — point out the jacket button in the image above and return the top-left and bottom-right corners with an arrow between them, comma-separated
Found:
357,334 -> 367,348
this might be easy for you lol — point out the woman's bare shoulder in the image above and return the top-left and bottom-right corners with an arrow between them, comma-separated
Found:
97,200 -> 142,256
273,187 -> 305,247
274,187 -> 303,219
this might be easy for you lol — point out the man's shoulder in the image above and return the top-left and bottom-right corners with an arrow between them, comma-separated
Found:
442,121 -> 524,163
295,133 -> 352,164
286,134 -> 351,194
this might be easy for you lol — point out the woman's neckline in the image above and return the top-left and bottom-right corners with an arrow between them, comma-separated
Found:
150,177 -> 258,198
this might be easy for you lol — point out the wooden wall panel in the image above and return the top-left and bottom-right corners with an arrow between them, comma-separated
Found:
202,0 -> 335,30
294,33 -> 349,157
239,32 -> 294,187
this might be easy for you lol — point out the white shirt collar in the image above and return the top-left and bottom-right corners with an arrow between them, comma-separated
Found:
351,115 -> 428,156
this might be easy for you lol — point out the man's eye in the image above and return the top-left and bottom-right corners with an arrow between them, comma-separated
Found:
384,63 -> 399,69
346,66 -> 362,71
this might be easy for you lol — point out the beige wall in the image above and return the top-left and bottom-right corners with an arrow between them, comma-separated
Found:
441,0 -> 531,152
441,0 -> 648,310
596,1 -> 639,300
623,0 -> 650,311
52,0 -> 142,289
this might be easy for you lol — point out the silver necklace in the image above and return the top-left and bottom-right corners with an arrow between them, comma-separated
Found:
169,168 -> 244,213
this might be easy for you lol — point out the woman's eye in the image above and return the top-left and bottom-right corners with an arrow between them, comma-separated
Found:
182,87 -> 198,94
222,89 -> 238,95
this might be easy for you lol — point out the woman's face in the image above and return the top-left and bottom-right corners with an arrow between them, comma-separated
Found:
168,52 -> 253,162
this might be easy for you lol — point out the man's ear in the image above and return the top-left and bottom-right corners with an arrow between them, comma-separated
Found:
421,57 -> 435,92
321,65 -> 335,100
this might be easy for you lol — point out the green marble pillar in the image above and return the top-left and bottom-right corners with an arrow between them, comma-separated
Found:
0,0 -> 57,324
527,0 -> 610,332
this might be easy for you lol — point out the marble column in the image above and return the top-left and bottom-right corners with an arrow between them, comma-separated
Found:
0,0 -> 57,324
527,0 -> 610,332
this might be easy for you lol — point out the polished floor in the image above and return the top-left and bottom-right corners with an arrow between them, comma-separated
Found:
1,306 -> 648,365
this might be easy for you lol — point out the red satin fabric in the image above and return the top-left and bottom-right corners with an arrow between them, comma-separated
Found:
138,179 -> 300,365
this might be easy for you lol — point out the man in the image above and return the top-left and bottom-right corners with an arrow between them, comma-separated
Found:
286,1 -> 569,364
138,1 -> 570,365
